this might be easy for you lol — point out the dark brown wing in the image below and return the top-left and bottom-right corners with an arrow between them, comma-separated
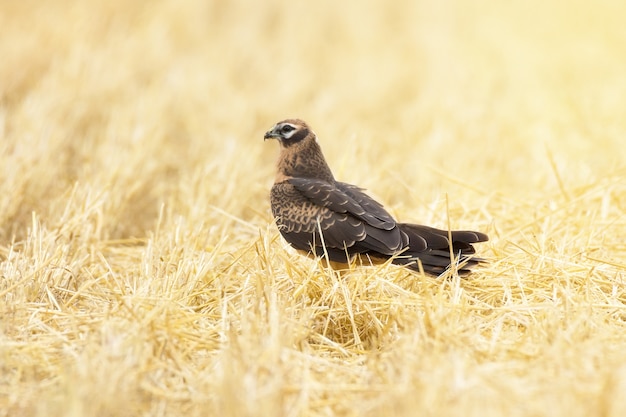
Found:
337,182 -> 428,252
394,223 -> 489,275
399,224 -> 488,253
271,179 -> 408,262
288,178 -> 396,230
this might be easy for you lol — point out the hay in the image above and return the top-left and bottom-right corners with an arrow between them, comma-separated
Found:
1,0 -> 626,416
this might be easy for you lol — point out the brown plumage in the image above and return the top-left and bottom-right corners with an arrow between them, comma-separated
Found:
264,118 -> 488,275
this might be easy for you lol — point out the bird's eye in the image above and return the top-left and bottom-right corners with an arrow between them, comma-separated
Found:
280,125 -> 296,134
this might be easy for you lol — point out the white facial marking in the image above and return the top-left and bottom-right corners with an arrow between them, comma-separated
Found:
279,123 -> 298,139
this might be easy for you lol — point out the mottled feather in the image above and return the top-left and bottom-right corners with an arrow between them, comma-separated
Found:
265,119 -> 488,275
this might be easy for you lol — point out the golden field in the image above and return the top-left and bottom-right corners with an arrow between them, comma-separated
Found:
1,0 -> 626,416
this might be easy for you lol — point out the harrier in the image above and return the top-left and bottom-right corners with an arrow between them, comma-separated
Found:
264,119 -> 488,275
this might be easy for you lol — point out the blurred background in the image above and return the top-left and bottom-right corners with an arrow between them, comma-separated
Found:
1,0 -> 625,239
2,2 -> 626,415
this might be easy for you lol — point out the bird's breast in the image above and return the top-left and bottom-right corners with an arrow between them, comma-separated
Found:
270,182 -> 328,234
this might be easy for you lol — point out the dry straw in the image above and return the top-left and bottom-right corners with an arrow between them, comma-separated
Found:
1,0 -> 626,416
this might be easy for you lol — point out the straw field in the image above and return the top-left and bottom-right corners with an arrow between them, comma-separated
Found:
2,0 -> 626,416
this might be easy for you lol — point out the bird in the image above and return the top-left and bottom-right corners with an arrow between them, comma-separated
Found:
264,118 -> 488,275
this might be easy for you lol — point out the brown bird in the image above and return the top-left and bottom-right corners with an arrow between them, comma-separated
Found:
264,119 -> 488,275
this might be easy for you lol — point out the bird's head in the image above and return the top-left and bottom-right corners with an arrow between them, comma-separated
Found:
264,119 -> 314,147
264,119 -> 334,181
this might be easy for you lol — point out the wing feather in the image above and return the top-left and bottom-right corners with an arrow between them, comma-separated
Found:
272,179 -> 406,260
288,178 -> 396,230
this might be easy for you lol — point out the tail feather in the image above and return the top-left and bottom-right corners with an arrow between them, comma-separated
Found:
393,223 -> 489,275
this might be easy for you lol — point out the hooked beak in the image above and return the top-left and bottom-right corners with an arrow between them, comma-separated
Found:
264,128 -> 280,141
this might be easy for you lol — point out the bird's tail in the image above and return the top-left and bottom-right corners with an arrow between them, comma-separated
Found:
392,223 -> 489,275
